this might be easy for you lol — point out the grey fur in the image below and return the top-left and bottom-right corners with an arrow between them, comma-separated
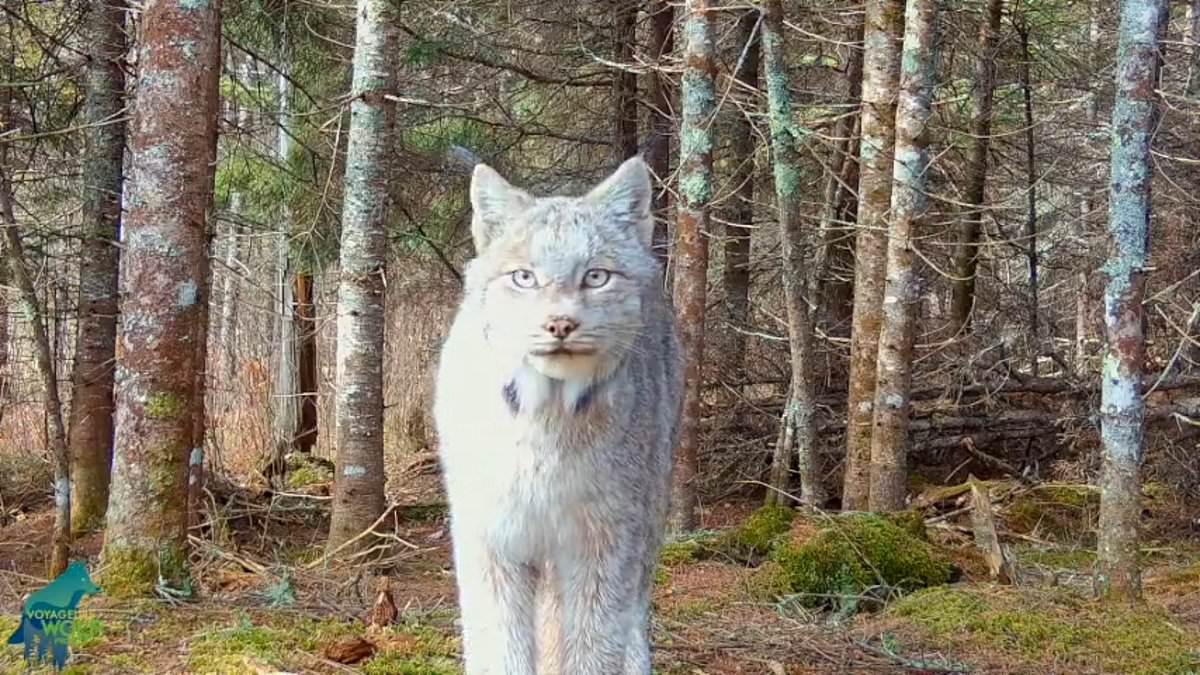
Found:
434,156 -> 683,674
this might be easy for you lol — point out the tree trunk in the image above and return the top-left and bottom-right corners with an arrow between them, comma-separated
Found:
68,0 -> 126,534
818,17 -> 865,343
327,0 -> 397,554
217,57 -> 251,387
294,272 -> 318,455
1018,16 -> 1038,371
1187,0 -> 1200,98
761,0 -> 823,507
669,0 -> 716,532
1096,0 -> 1166,601
867,0 -> 938,513
612,0 -> 639,162
842,0 -> 905,511
0,237 -> 7,429
646,0 -> 675,265
269,62 -> 299,481
2,179 -> 71,578
948,0 -> 1003,334
724,10 -> 760,365
101,0 -> 220,597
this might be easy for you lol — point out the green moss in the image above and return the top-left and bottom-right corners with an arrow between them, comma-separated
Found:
659,539 -> 705,567
101,544 -> 189,599
891,586 -> 1200,675
67,616 -> 106,650
882,509 -> 928,541
1018,546 -> 1097,570
284,458 -> 332,490
144,392 -> 185,419
362,654 -> 460,675
1005,485 -> 1099,543
752,513 -> 951,607
711,505 -> 795,561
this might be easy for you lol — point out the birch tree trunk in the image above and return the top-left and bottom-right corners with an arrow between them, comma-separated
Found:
327,0 -> 396,553
724,9 -> 759,364
68,0 -> 127,534
2,179 -> 71,577
612,0 -> 639,162
867,0 -> 938,513
842,0 -> 904,511
646,0 -> 675,265
270,61 -> 299,477
949,0 -> 1003,334
669,0 -> 716,532
101,0 -> 220,597
761,0 -> 822,507
1096,0 -> 1166,600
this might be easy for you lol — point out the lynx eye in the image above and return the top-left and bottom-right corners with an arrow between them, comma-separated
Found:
510,269 -> 538,289
582,269 -> 612,289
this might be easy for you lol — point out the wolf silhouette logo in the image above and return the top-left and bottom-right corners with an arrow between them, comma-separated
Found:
6,560 -> 101,670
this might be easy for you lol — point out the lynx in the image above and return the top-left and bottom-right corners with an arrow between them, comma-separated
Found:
433,156 -> 683,675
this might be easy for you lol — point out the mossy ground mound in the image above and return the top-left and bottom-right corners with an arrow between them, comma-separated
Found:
707,504 -> 795,562
749,513 -> 952,607
1004,484 -> 1100,543
889,586 -> 1200,675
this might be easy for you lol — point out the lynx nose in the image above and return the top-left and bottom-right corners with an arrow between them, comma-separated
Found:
543,316 -> 579,340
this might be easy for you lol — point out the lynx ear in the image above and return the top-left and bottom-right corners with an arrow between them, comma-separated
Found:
586,156 -> 653,249
470,164 -> 532,252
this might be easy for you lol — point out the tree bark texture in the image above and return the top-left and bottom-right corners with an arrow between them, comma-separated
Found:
612,0 -> 639,162
842,0 -> 905,511
69,0 -> 127,534
867,0 -> 938,513
818,17 -> 865,341
2,180 -> 71,578
761,0 -> 823,507
949,0 -> 1003,334
723,9 -> 760,365
294,272 -> 318,455
328,0 -> 397,553
1018,18 -> 1039,368
669,0 -> 716,532
101,0 -> 221,596
1096,0 -> 1166,601
646,0 -> 675,265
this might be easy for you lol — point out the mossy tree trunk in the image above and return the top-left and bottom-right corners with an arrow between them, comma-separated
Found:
669,0 -> 716,532
646,0 -> 675,265
0,235 -> 7,429
867,0 -> 938,513
612,0 -> 639,162
723,9 -> 760,366
842,0 -> 904,511
2,179 -> 71,578
1096,0 -> 1167,601
948,0 -> 1003,335
327,0 -> 397,554
69,0 -> 127,534
102,0 -> 221,597
761,0 -> 822,507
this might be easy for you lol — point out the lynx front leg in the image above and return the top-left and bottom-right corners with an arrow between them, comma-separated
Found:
453,541 -> 537,675
559,548 -> 643,675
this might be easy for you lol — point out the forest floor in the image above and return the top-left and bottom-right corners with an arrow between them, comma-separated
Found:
2,467 -> 1200,675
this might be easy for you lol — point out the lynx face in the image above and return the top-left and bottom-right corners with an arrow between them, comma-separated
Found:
464,158 -> 659,381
